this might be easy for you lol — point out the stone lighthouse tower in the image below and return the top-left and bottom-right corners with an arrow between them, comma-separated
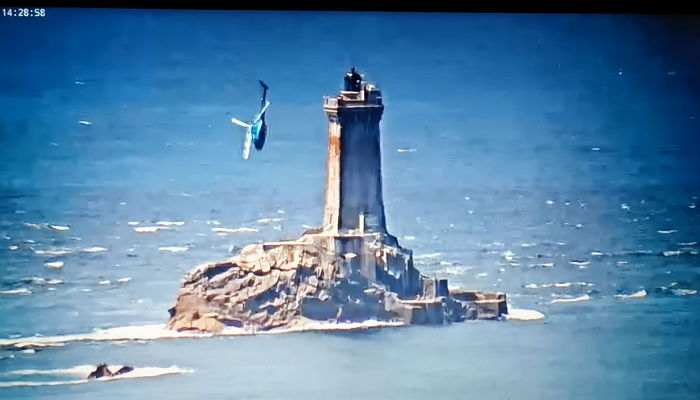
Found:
322,68 -> 387,235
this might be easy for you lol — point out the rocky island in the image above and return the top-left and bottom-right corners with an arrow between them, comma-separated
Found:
167,68 -> 508,333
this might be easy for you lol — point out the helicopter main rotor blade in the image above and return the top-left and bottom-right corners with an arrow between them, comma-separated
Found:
231,118 -> 252,128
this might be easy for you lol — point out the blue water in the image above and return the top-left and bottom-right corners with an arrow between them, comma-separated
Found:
1,9 -> 699,399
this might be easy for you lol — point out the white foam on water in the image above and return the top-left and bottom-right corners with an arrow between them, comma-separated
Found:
0,364 -> 97,377
663,250 -> 683,257
98,280 -> 111,285
78,120 -> 92,125
127,221 -> 140,226
438,266 -> 469,275
537,262 -> 555,268
396,148 -> 417,153
501,250 -> 515,261
475,272 -> 488,278
116,278 -> 132,283
276,209 -> 285,214
82,246 -> 107,253
621,203 -> 630,211
414,252 -> 441,260
671,289 -> 697,296
263,319 -> 406,335
211,227 -> 258,234
550,294 -> 591,304
134,226 -> 166,233
529,282 -> 593,289
24,223 -> 44,229
616,261 -> 629,266
0,320 -> 405,350
156,221 -> 185,227
0,365 -> 193,388
403,236 -> 416,241
678,241 -> 696,246
158,246 -> 189,253
0,288 -> 31,295
256,218 -> 282,224
24,277 -> 63,286
591,251 -> 604,256
658,229 -> 678,234
505,308 -> 545,321
569,260 -> 590,266
44,261 -> 64,269
615,289 -> 647,299
545,200 -> 555,205
34,249 -> 71,257
8,246 -> 18,251
48,225 -> 70,231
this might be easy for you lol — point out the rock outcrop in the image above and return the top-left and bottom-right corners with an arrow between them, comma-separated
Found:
167,232 -> 507,333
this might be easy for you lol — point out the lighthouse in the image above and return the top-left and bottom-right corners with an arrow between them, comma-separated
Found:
321,68 -> 387,235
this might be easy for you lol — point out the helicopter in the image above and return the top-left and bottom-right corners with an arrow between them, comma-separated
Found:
230,80 -> 270,160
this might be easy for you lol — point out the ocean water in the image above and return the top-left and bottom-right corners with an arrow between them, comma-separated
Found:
1,9 -> 699,399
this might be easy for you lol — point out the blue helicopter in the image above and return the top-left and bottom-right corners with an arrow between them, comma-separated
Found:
231,80 -> 270,160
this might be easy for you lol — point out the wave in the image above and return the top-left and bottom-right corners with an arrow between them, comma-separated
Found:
614,290 -> 647,299
671,289 -> 697,296
0,288 -> 31,295
524,282 -> 594,289
256,218 -> 282,224
568,260 -> 590,267
437,266 -> 470,275
34,249 -> 71,257
533,262 -> 554,268
0,320 -> 406,350
211,227 -> 258,234
0,365 -> 192,388
550,294 -> 591,304
505,308 -> 545,321
23,277 -> 63,286
82,247 -> 107,253
44,261 -> 64,269
155,221 -> 184,227
414,252 -> 442,260
134,226 -> 168,233
158,246 -> 189,253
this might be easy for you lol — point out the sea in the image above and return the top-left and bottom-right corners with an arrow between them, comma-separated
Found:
0,9 -> 699,399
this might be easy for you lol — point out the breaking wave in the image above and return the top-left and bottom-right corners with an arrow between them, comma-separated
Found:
0,365 -> 192,388
0,320 -> 407,350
